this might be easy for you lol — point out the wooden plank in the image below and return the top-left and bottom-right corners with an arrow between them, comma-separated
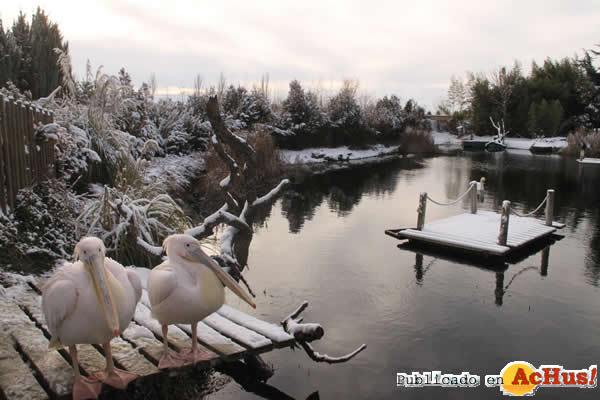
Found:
398,229 -> 509,255
137,288 -> 245,357
217,305 -> 294,345
204,313 -> 272,350
21,103 -> 32,185
0,98 -> 6,215
0,300 -> 71,399
5,100 -> 17,209
138,288 -> 270,351
109,336 -> 159,376
133,301 -> 218,363
177,321 -> 246,357
0,330 -> 49,400
121,322 -> 165,365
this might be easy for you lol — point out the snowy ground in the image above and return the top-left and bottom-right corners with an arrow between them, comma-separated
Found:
431,131 -> 567,151
280,144 -> 401,164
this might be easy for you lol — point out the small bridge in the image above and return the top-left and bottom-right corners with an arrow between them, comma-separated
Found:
385,181 -> 564,258
0,271 -> 295,400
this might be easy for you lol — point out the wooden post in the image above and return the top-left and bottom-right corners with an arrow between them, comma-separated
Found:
545,189 -> 554,227
417,192 -> 427,230
498,200 -> 510,246
470,181 -> 477,214
0,99 -> 5,215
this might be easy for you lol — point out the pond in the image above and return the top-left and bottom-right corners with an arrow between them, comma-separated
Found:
209,150 -> 600,399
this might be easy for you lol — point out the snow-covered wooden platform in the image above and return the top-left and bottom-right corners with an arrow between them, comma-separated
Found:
577,157 -> 600,164
0,276 -> 294,400
385,211 -> 562,257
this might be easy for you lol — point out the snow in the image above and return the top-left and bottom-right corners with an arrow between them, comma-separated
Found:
122,324 -> 155,340
280,144 -> 400,164
203,313 -> 272,349
144,151 -> 205,194
432,131 -> 462,146
217,304 -> 293,343
219,174 -> 231,188
578,158 -> 600,164
252,179 -> 290,206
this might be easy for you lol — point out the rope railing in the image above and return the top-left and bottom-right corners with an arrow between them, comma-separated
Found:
509,194 -> 548,218
425,183 -> 475,206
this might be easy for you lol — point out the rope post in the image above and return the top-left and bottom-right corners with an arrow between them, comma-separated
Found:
470,181 -> 478,214
498,200 -> 511,246
545,189 -> 554,227
417,192 -> 427,231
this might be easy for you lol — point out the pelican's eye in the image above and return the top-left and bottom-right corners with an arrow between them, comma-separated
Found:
98,248 -> 101,253
83,250 -> 87,255
186,243 -> 190,248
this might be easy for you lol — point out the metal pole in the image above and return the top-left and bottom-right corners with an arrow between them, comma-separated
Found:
498,200 -> 511,246
545,189 -> 554,227
417,192 -> 427,230
470,181 -> 477,214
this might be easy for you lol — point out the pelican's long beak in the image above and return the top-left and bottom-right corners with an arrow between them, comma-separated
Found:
85,254 -> 120,337
189,247 -> 256,308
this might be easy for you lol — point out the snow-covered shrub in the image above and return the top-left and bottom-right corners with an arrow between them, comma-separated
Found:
278,80 -> 329,148
78,185 -> 190,267
563,129 -> 600,158
365,95 -> 406,141
400,128 -> 435,154
0,181 -> 82,271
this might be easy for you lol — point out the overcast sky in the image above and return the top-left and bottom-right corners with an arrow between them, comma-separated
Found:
3,0 -> 599,110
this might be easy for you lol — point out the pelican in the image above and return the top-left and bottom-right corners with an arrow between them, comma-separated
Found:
148,234 -> 255,369
42,237 -> 141,400
476,176 -> 486,192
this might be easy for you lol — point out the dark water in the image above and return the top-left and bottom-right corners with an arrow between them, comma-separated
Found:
210,151 -> 600,399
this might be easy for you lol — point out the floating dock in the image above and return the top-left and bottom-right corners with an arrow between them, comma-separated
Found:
577,157 -> 600,164
385,184 -> 564,258
0,274 -> 294,400
386,211 -> 562,257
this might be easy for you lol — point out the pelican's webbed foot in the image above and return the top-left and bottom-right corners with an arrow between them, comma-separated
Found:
179,346 -> 214,365
93,368 -> 137,389
158,349 -> 188,369
73,376 -> 102,400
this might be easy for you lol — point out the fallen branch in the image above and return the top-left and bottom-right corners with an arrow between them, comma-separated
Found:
281,301 -> 367,364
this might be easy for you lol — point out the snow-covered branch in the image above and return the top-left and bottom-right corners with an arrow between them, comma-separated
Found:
253,179 -> 290,206
281,302 -> 367,364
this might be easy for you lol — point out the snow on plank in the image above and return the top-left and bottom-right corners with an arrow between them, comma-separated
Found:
203,313 -> 272,350
0,300 -> 70,398
177,321 -> 246,357
217,305 -> 293,345
121,322 -> 164,364
137,290 -> 243,357
0,330 -> 48,400
133,302 -> 218,362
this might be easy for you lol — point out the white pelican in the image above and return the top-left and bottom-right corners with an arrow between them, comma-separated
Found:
476,177 -> 486,192
42,237 -> 142,400
148,234 -> 255,369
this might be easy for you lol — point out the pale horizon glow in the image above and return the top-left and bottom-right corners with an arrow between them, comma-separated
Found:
2,0 -> 599,110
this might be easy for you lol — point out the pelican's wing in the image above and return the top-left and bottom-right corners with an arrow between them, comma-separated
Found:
147,264 -> 177,308
127,269 -> 142,304
41,270 -> 79,342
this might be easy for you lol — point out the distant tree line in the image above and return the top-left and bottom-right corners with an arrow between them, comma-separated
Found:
440,49 -> 600,138
0,8 -> 69,99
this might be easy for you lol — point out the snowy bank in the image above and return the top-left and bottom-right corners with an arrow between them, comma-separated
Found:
280,144 -> 401,164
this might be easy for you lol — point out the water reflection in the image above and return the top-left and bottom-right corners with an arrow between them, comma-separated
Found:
281,158 -> 423,233
222,152 -> 600,400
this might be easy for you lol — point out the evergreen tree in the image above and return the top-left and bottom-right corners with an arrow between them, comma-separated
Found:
0,8 -> 70,99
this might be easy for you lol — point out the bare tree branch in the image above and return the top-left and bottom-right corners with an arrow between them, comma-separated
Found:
282,302 -> 367,364
299,341 -> 367,364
